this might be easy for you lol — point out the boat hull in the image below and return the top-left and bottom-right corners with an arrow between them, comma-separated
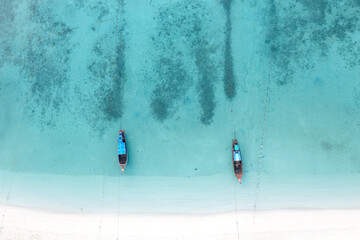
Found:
232,139 -> 243,183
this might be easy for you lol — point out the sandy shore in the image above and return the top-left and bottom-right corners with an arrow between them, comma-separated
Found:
1,205 -> 359,240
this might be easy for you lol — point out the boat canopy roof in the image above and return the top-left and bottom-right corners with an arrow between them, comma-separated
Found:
118,142 -> 126,155
234,152 -> 241,161
234,144 -> 240,151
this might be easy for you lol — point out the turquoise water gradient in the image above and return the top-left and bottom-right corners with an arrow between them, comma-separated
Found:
1,0 -> 360,214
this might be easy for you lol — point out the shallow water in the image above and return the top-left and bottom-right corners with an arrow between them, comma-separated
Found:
0,0 -> 360,214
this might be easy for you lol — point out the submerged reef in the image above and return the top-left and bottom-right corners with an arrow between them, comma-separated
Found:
0,0 -> 16,68
101,43 -> 126,121
264,0 -> 360,86
22,0 -> 74,126
193,25 -> 218,125
150,57 -> 191,122
86,0 -> 126,129
16,0 -> 127,131
149,1 -> 223,125
221,0 -> 236,100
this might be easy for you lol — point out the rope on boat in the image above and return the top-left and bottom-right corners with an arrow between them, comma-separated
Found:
233,124 -> 236,140
253,1 -> 279,224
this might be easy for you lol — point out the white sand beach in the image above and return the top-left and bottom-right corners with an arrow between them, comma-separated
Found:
1,205 -> 359,240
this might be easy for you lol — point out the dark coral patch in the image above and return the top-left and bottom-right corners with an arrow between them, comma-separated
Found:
221,0 -> 236,100
0,1 -> 19,68
264,0 -> 360,86
150,1 -> 222,124
223,35 -> 236,99
83,1 -> 127,130
194,43 -> 216,125
102,44 -> 126,121
87,38 -> 126,125
150,97 -> 170,122
150,57 -> 191,121
23,1 -> 74,126
221,0 -> 232,11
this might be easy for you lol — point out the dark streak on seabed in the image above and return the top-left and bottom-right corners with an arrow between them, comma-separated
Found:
193,32 -> 217,126
150,2 -> 193,122
150,1 -> 221,125
222,0 -> 236,100
192,11 -> 218,125
85,0 -> 127,132
101,0 -> 126,122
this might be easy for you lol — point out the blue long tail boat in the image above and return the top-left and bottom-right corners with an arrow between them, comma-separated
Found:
118,130 -> 128,173
232,139 -> 243,183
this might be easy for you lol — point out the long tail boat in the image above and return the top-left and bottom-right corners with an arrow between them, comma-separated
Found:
118,130 -> 128,173
232,139 -> 243,183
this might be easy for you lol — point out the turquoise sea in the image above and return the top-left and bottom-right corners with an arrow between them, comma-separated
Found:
1,0 -> 360,216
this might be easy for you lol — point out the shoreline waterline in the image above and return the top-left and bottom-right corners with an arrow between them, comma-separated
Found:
1,170 -> 360,216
